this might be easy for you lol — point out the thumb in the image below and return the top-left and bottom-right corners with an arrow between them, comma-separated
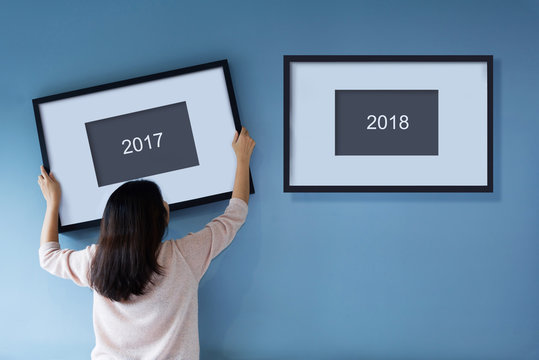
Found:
232,131 -> 239,144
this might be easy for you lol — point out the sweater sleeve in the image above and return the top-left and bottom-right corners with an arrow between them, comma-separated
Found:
38,242 -> 96,287
174,198 -> 248,281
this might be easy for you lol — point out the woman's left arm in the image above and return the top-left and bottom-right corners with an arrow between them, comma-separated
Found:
37,165 -> 95,287
38,165 -> 61,246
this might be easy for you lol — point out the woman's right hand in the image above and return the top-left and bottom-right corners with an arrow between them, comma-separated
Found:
232,127 -> 255,163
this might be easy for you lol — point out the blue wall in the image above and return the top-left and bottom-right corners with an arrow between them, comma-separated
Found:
1,0 -> 538,359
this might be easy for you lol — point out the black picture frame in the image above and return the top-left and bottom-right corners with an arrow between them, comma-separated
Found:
33,59 -> 254,232
284,55 -> 493,193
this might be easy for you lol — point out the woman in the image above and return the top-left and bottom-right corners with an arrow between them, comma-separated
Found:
37,127 -> 255,359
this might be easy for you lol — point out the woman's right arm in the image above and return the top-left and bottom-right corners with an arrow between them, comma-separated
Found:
174,127 -> 255,280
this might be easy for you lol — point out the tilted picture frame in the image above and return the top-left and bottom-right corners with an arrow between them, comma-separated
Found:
34,59 -> 254,232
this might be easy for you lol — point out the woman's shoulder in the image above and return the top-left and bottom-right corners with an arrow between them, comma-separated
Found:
157,239 -> 181,258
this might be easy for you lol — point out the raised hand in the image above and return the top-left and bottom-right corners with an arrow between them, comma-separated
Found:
37,165 -> 61,207
232,127 -> 255,163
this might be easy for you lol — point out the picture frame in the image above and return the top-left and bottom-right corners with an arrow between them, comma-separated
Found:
33,59 -> 254,232
284,55 -> 493,192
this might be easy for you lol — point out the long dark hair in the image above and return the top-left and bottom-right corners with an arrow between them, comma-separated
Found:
90,180 -> 168,302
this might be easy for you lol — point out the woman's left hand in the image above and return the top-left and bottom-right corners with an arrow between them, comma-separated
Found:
38,165 -> 61,207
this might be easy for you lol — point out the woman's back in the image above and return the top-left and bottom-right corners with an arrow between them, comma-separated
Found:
39,198 -> 248,360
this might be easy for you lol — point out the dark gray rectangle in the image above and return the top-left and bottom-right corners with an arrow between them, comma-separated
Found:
335,90 -> 438,156
85,102 -> 199,187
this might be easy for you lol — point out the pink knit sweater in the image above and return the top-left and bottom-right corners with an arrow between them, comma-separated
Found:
39,198 -> 248,360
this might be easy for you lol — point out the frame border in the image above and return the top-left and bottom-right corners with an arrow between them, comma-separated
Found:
283,55 -> 493,193
33,59 -> 254,232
